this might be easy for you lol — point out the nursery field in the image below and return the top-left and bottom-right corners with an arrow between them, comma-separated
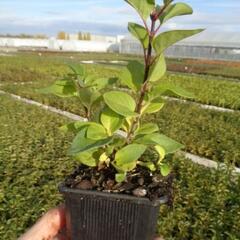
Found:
0,52 -> 240,239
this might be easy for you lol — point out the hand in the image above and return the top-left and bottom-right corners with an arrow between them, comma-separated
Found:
18,205 -> 164,240
18,205 -> 66,240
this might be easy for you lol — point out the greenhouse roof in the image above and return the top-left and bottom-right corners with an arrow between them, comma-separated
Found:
181,31 -> 240,48
124,31 -> 240,49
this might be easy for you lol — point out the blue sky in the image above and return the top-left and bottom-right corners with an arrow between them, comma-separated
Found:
0,0 -> 239,36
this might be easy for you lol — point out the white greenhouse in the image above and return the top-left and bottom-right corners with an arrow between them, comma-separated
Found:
120,32 -> 240,61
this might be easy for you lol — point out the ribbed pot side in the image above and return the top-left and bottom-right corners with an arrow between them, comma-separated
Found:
59,184 -> 162,240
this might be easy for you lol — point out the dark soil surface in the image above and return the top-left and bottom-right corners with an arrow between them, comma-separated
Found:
64,165 -> 174,203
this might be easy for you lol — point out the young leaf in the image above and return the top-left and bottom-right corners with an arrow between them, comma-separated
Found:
103,91 -> 137,117
74,150 -> 98,167
160,163 -> 171,176
38,80 -> 77,98
99,152 -> 110,164
141,100 -> 164,114
125,0 -> 155,20
78,88 -> 101,109
69,64 -> 85,77
115,173 -> 127,183
87,123 -> 108,140
135,133 -> 183,154
148,55 -> 166,82
155,145 -> 166,163
136,123 -> 159,136
78,88 -> 92,109
153,29 -> 204,54
128,23 -> 149,49
120,61 -> 144,91
101,107 -> 124,135
138,161 -> 156,171
84,75 -> 96,86
151,83 -> 195,99
115,144 -> 147,166
68,127 -> 112,155
85,77 -> 117,90
113,161 -> 137,172
160,3 -> 193,24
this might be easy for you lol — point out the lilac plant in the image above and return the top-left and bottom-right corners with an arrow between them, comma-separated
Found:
40,0 -> 203,183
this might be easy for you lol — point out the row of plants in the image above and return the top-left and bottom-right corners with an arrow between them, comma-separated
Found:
16,51 -> 240,80
161,73 -> 240,110
1,81 -> 240,167
0,55 -> 120,83
1,55 -> 240,110
167,57 -> 240,80
1,95 -> 239,239
0,95 -> 73,239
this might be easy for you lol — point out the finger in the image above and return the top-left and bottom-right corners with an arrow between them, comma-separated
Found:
53,227 -> 67,240
18,204 -> 66,240
45,204 -> 66,235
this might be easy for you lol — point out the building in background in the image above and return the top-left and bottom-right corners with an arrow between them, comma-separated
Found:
56,32 -> 119,43
0,31 -> 240,61
120,32 -> 240,61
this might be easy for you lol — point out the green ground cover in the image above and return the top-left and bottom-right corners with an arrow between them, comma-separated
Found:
0,54 -> 120,83
162,73 -> 240,110
1,81 -> 240,167
18,51 -> 240,79
1,54 -> 240,110
0,95 -> 73,239
0,95 -> 239,240
167,58 -> 240,80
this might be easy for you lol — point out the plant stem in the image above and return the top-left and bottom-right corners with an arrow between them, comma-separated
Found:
126,18 -> 156,143
154,1 -> 173,34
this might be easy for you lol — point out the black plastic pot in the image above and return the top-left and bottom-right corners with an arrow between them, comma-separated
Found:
59,184 -> 166,240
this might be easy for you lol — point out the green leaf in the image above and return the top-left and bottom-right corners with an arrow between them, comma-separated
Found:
115,144 -> 147,166
110,137 -> 126,149
135,133 -> 183,154
69,64 -> 85,77
120,61 -> 144,91
160,3 -> 193,23
84,75 -> 95,85
78,88 -> 91,108
87,123 -> 108,140
125,0 -> 155,20
141,99 -> 165,114
121,117 -> 133,132
148,55 -> 166,82
38,80 -> 77,98
128,22 -> 149,49
78,88 -> 101,109
113,161 -> 137,172
115,173 -> 127,183
68,127 -> 112,155
136,123 -> 159,136
155,145 -> 166,163
101,107 -> 124,135
85,77 -> 117,90
153,29 -> 204,54
103,91 -> 137,117
138,161 -> 156,171
160,163 -> 171,176
151,83 -> 195,99
74,150 -> 98,167
99,152 -> 110,164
